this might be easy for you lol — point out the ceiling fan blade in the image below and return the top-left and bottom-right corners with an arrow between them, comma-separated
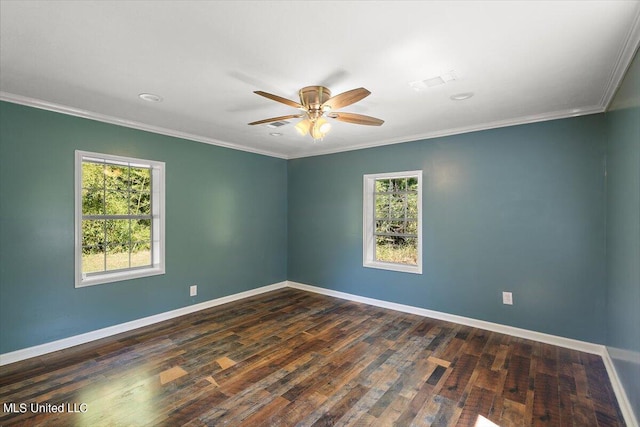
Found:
248,114 -> 304,125
254,91 -> 303,109
329,112 -> 384,126
323,88 -> 371,110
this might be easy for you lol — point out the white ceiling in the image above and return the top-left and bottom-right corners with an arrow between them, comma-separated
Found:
1,1 -> 639,159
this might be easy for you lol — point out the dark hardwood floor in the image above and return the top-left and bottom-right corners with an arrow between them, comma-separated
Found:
0,288 -> 626,426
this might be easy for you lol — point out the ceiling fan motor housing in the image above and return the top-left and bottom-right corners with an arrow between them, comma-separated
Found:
299,86 -> 332,120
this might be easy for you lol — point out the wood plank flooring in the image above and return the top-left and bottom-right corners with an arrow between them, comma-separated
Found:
0,288 -> 626,426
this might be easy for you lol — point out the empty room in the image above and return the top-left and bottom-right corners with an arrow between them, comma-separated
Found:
0,1 -> 639,426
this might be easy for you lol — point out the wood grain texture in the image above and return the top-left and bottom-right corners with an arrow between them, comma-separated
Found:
0,288 -> 626,426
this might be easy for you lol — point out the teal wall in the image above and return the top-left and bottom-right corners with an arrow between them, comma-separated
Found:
605,49 -> 640,419
0,102 -> 288,354
0,59 -> 637,404
288,116 -> 608,343
2,58 -> 638,421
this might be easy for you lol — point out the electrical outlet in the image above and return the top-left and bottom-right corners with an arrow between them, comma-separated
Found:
190,285 -> 197,297
502,291 -> 513,305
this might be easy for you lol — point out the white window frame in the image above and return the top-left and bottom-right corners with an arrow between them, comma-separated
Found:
74,150 -> 165,288
363,170 -> 422,274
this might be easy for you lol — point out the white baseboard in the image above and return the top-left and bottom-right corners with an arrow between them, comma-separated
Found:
0,281 -> 288,366
286,281 -> 602,354
286,280 -> 638,427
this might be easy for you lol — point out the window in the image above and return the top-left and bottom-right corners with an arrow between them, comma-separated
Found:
363,170 -> 422,274
75,151 -> 165,287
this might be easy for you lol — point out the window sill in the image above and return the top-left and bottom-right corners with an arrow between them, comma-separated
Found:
75,266 -> 165,288
363,260 -> 422,274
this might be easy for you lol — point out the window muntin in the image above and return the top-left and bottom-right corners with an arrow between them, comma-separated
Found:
364,171 -> 422,274
75,151 -> 165,287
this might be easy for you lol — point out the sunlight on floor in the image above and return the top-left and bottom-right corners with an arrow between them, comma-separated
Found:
475,414 -> 500,427
77,371 -> 156,426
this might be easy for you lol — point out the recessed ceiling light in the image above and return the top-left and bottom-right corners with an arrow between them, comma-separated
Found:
269,132 -> 283,137
139,93 -> 163,102
450,92 -> 474,101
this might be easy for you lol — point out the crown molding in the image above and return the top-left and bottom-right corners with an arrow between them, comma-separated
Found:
602,4 -> 640,111
0,92 -> 612,161
288,105 -> 604,159
0,92 -> 289,159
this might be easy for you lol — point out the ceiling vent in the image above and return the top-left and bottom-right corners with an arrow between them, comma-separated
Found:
409,71 -> 458,91
266,121 -> 289,128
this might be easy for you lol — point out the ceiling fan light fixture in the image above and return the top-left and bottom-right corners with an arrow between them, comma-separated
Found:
310,128 -> 324,141
310,118 -> 331,141
318,118 -> 331,134
295,119 -> 311,136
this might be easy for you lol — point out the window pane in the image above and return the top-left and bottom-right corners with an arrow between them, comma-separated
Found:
130,247 -> 152,268
390,193 -> 406,218
375,179 -> 390,192
407,177 -> 418,191
375,220 -> 389,233
392,178 -> 407,191
104,164 -> 129,190
131,219 -> 151,266
406,220 -> 418,234
105,219 -> 131,245
375,236 -> 417,265
407,193 -> 418,218
82,220 -> 104,247
375,194 -> 390,218
82,162 -> 104,189
375,220 -> 407,235
131,219 -> 151,241
391,220 -> 407,234
82,189 -> 105,215
130,192 -> 151,215
106,191 -> 129,215
131,167 -> 151,192
82,245 -> 105,274
106,244 -> 130,271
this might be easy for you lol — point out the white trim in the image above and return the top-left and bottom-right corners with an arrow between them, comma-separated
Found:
0,92 -> 288,160
363,170 -> 423,275
287,105 -> 605,159
0,281 -> 288,366
286,280 -> 639,427
0,92 -> 603,161
603,6 -> 640,111
286,281 -> 601,353
602,347 -> 639,427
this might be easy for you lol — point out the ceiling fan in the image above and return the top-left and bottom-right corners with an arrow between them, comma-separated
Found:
248,86 -> 384,141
